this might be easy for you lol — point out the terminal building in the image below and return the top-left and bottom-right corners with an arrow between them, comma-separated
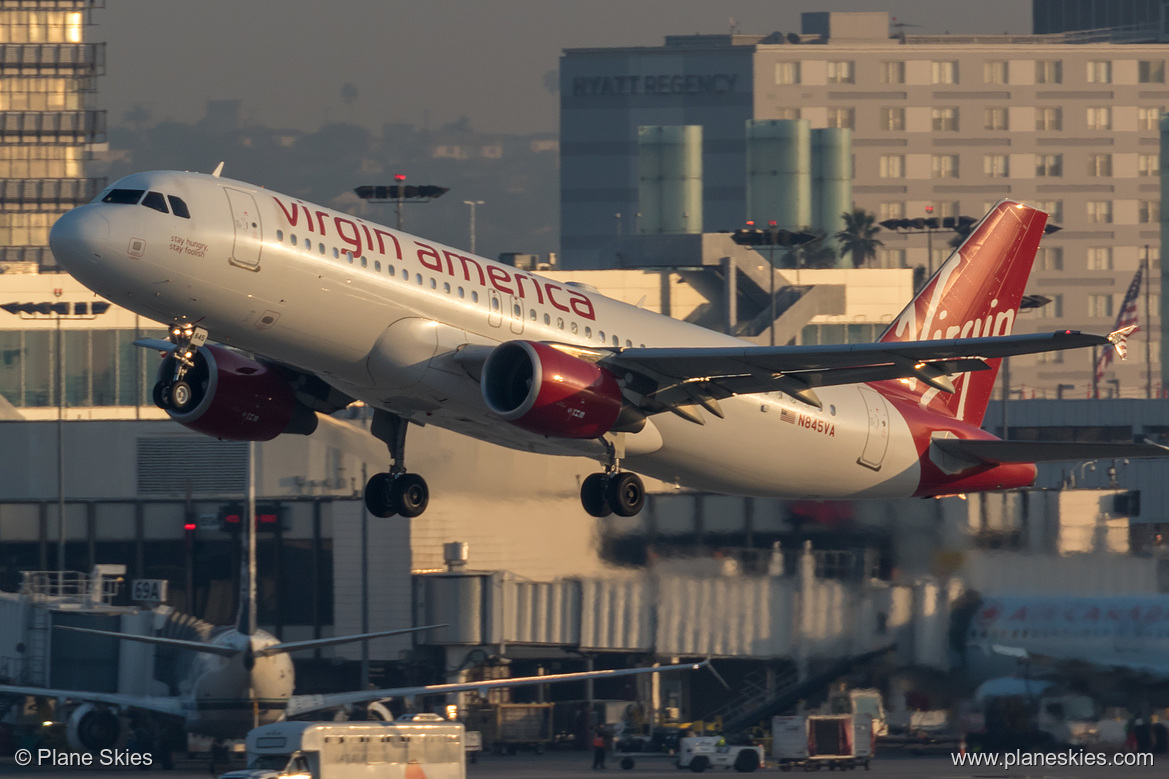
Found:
559,10 -> 1167,397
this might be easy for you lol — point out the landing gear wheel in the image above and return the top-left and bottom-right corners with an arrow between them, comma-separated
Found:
364,472 -> 397,518
580,473 -> 612,517
169,380 -> 194,411
392,473 -> 429,518
152,382 -> 171,410
606,472 -> 645,517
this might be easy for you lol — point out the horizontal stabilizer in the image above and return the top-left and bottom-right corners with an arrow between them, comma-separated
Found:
55,625 -> 241,656
254,624 -> 447,657
931,437 -> 1169,465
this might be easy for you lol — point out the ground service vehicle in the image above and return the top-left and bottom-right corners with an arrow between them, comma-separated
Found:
675,736 -> 764,773
219,718 -> 464,779
464,702 -> 553,754
772,714 -> 874,771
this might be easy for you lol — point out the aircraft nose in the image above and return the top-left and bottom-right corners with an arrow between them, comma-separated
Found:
50,206 -> 110,268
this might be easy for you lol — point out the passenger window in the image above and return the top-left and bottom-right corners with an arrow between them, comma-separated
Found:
458,287 -> 465,298
304,238 -> 310,249
491,297 -> 500,311
167,195 -> 191,218
471,291 -> 479,303
101,188 -> 145,204
599,331 -> 606,342
543,313 -> 551,325
626,339 -> 632,347
612,335 -> 619,346
388,265 -> 396,276
375,261 -> 381,272
333,247 -> 339,259
558,317 -> 565,330
416,274 -> 423,285
360,256 -> 367,267
277,230 -> 284,241
529,309 -> 536,320
512,303 -> 521,317
291,234 -> 298,244
444,282 -> 451,294
320,243 -> 326,255
585,327 -> 592,338
347,254 -> 354,264
141,191 -> 168,213
430,278 -> 437,289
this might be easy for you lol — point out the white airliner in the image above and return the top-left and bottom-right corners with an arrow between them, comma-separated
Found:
46,170 -> 1161,519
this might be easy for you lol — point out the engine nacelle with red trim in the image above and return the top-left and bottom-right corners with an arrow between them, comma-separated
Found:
481,340 -> 642,438
154,344 -> 318,441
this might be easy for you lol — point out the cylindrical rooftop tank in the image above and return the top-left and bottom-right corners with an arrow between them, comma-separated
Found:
812,127 -> 853,268
746,119 -> 811,230
637,125 -> 702,234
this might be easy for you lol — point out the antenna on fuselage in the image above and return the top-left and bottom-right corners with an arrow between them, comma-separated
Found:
212,161 -> 225,178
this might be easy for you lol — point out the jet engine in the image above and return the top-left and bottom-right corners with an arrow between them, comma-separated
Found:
481,340 -> 643,438
66,704 -> 122,752
152,344 -> 318,441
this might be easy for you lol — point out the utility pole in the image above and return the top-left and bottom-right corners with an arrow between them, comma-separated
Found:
463,200 -> 484,254
1145,245 -> 1152,398
354,179 -> 449,231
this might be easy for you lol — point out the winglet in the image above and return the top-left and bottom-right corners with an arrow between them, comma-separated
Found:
212,161 -> 225,178
1108,324 -> 1139,360
702,657 -> 731,690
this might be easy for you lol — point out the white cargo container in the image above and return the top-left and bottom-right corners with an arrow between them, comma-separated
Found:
220,716 -> 464,779
772,714 -> 873,771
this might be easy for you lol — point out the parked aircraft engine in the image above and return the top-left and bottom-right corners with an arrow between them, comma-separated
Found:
482,340 -> 643,438
152,344 -> 318,441
67,704 -> 121,751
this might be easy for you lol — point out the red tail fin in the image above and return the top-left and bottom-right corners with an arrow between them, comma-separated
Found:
878,200 -> 1047,426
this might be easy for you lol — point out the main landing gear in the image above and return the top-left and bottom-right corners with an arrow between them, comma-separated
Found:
580,440 -> 645,518
153,323 -> 208,411
364,410 -> 429,518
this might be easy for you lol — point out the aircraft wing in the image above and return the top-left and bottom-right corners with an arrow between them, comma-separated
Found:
0,683 -> 187,718
931,438 -> 1169,465
285,659 -> 707,719
591,329 -> 1119,412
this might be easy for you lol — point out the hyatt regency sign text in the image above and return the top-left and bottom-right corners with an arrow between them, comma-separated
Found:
571,73 -> 738,97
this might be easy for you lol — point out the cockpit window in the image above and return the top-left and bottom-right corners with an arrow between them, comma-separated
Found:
168,195 -> 191,219
141,191 -> 168,214
101,188 -> 145,205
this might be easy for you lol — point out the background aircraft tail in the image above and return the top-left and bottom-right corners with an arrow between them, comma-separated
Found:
877,200 -> 1048,426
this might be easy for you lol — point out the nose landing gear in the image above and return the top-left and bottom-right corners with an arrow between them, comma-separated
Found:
152,323 -> 208,411
580,439 -> 645,518
363,410 -> 429,518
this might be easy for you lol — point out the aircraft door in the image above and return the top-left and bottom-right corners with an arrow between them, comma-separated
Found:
225,188 -> 263,270
508,295 -> 525,334
857,385 -> 891,471
487,289 -> 502,328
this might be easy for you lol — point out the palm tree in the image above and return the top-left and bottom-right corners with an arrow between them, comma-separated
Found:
835,209 -> 883,268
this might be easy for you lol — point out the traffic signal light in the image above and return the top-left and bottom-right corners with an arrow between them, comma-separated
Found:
730,227 -> 817,247
354,185 -> 449,201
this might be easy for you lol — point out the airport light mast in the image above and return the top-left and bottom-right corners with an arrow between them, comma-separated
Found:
355,176 -> 449,231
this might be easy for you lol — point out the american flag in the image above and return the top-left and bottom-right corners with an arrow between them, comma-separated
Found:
779,407 -> 797,424
1095,266 -> 1143,382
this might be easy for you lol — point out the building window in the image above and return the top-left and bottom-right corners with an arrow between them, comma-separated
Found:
931,107 -> 958,131
984,154 -> 1009,178
775,61 -> 800,85
1087,154 -> 1112,177
827,61 -> 854,84
1087,61 -> 1111,83
935,201 -> 961,218
1086,107 -> 1111,130
1035,60 -> 1062,84
984,61 -> 1008,84
1036,246 -> 1063,271
1035,293 -> 1063,316
1034,200 -> 1063,223
879,155 -> 905,178
1087,294 -> 1113,318
880,107 -> 905,131
1139,200 -> 1160,223
932,61 -> 958,84
931,155 -> 959,178
878,202 -> 905,221
775,107 -> 800,120
827,107 -> 854,129
1139,154 -> 1159,177
1087,247 -> 1113,270
1035,154 -> 1063,177
1139,107 -> 1163,130
984,107 -> 1008,130
1036,107 -> 1062,131
1086,201 -> 1113,223
879,248 -> 907,268
1140,60 -> 1166,83
881,61 -> 905,84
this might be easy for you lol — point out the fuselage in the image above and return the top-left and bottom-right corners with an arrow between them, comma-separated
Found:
183,628 -> 294,739
50,170 -> 1030,500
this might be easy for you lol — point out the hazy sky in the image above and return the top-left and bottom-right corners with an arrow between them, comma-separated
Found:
97,1 -> 1031,136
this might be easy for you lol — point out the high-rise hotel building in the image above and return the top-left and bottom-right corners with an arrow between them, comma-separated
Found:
560,11 -> 1169,397
0,0 -> 104,273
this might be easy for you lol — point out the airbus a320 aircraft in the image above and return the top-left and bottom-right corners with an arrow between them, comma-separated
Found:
48,169 -> 1162,518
